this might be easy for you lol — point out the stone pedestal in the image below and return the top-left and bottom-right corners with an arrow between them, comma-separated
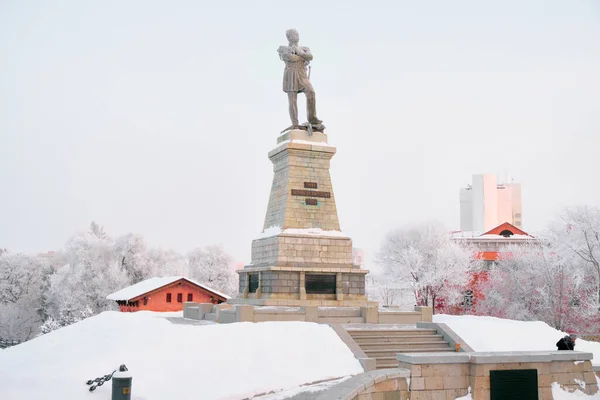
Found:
233,130 -> 369,306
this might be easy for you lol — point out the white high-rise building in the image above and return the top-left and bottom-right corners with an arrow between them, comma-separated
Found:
459,174 -> 522,232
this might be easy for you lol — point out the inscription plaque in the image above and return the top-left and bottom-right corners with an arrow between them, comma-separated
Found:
305,274 -> 336,294
305,198 -> 318,206
490,369 -> 537,400
304,182 -> 318,189
291,189 -> 331,198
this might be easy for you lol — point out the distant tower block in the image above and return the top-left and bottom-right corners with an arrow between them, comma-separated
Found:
232,130 -> 370,306
460,174 -> 523,232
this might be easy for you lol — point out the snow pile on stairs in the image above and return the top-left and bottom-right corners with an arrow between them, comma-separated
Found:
0,311 -> 363,400
434,314 -> 600,366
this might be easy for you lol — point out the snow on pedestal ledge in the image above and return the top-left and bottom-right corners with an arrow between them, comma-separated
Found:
258,226 -> 349,239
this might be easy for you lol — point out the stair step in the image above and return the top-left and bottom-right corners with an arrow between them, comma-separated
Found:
363,342 -> 450,352
365,348 -> 452,357
353,335 -> 445,343
318,317 -> 365,323
376,364 -> 399,369
347,329 -> 437,336
372,348 -> 455,357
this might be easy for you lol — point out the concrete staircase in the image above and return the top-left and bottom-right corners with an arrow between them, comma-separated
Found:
346,327 -> 454,369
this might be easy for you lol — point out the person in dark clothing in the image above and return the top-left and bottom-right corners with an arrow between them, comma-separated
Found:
556,334 -> 577,350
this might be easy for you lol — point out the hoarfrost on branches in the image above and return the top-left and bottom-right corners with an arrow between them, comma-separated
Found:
188,245 -> 237,296
377,222 -> 476,313
1,222 -> 238,341
472,205 -> 600,333
0,253 -> 49,340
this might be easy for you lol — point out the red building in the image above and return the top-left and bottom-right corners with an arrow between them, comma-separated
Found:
451,222 -> 537,265
446,222 -> 538,312
107,276 -> 229,312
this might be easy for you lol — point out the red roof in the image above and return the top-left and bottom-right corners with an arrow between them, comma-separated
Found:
482,222 -> 531,237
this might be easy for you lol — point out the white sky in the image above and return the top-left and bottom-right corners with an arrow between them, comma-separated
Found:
1,0 -> 599,266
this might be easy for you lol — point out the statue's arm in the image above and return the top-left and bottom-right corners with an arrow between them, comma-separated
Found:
278,46 -> 302,61
296,46 -> 313,61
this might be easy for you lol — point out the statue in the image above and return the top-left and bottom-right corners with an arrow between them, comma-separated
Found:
278,29 -> 325,133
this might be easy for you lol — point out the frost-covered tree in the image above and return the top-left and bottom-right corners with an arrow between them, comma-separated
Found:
0,252 -> 50,340
366,274 -> 414,309
475,242 -> 583,330
43,223 -> 129,331
188,245 -> 236,296
377,222 -> 475,313
146,248 -> 188,277
549,206 -> 600,310
114,233 -> 151,283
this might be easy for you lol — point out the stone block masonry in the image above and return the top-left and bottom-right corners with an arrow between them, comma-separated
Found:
233,129 -> 369,306
251,234 -> 354,268
263,138 -> 341,232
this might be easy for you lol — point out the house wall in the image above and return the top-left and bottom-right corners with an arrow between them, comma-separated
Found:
118,280 -> 222,312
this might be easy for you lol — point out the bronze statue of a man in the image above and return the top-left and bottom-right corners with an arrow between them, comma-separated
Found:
278,29 -> 324,132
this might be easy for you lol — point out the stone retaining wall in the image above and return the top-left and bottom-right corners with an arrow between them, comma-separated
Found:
315,351 -> 598,400
396,351 -> 597,400
183,303 -> 433,325
314,369 -> 410,400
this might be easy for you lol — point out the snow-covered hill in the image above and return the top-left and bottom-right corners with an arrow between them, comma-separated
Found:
0,311 -> 362,400
434,314 -> 600,366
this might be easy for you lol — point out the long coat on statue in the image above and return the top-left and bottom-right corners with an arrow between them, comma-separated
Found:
278,45 -> 314,93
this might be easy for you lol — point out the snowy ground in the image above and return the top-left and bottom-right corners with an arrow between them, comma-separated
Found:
434,314 -> 600,366
0,311 -> 362,400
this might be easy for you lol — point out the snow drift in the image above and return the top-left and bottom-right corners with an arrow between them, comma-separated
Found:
434,314 -> 600,366
0,311 -> 362,400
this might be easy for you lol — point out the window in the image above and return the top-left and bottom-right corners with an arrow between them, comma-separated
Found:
249,274 -> 259,293
187,293 -> 193,302
177,293 -> 183,303
166,293 -> 172,303
143,297 -> 148,306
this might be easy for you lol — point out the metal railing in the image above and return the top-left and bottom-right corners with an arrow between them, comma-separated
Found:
0,339 -> 21,349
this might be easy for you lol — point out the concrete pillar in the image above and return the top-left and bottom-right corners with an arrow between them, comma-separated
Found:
256,271 -> 262,299
198,303 -> 214,320
336,272 -> 344,301
360,306 -> 378,324
242,272 -> 249,298
304,306 -> 318,322
183,302 -> 199,320
236,305 -> 255,322
215,303 -> 232,323
415,306 -> 433,322
299,271 -> 306,300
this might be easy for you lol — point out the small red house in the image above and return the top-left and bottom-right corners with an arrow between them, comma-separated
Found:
107,276 -> 229,312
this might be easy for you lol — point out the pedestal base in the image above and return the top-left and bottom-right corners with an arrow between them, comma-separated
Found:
235,264 -> 368,307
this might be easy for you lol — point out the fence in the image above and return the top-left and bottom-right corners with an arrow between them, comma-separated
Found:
0,339 -> 21,349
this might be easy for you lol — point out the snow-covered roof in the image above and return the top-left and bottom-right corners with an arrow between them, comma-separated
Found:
450,231 -> 484,239
106,276 -> 230,301
478,234 -> 533,240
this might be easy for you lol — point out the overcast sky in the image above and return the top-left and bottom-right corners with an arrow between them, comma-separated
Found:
1,0 -> 599,266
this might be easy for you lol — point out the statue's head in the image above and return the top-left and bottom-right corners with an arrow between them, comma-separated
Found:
286,29 -> 299,44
